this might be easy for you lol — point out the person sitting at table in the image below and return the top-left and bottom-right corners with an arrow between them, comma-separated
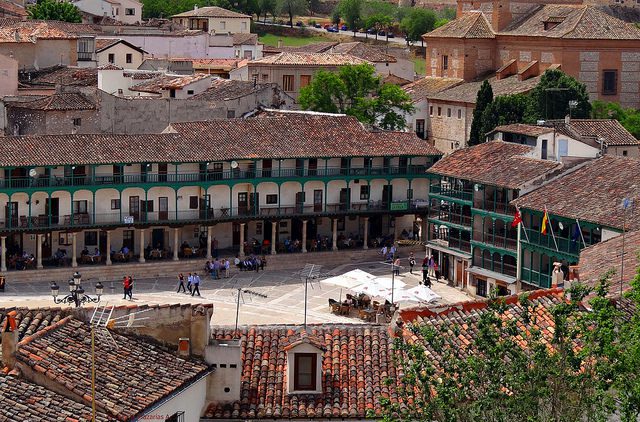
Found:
121,245 -> 129,255
180,241 -> 190,256
145,243 -> 152,259
54,248 -> 67,266
81,247 -> 89,257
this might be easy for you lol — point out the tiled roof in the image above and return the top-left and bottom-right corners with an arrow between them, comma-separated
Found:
579,230 -> 640,296
189,57 -> 247,70
428,141 -> 562,189
399,289 -> 566,364
490,123 -> 554,137
249,52 -> 369,66
130,73 -> 211,93
16,317 -> 211,421
382,74 -> 413,86
423,11 -> 495,39
189,79 -> 274,101
402,76 -> 463,103
512,155 -> 640,230
29,66 -> 98,87
171,6 -> 251,18
262,41 -> 339,55
0,19 -> 97,42
0,113 -> 441,166
559,119 -> 639,146
428,74 -> 542,104
0,374 -> 110,421
204,324 -> 398,419
501,5 -> 640,40
9,92 -> 96,110
330,42 -> 397,63
232,32 -> 258,45
0,307 -> 69,345
95,37 -> 146,54
0,0 -> 26,18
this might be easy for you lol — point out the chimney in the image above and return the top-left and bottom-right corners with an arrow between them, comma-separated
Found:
178,338 -> 191,357
565,114 -> 571,125
205,339 -> 242,402
194,4 -> 198,10
491,0 -> 512,31
551,262 -> 564,288
2,311 -> 18,370
277,39 -> 283,48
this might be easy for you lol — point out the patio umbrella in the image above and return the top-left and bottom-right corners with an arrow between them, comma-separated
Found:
351,282 -> 389,298
321,269 -> 375,289
406,285 -> 441,303
372,277 -> 406,289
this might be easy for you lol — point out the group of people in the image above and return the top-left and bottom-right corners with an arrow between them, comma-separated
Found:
234,255 -> 266,272
122,275 -> 134,300
204,259 -> 230,279
381,245 -> 439,288
176,272 -> 202,296
7,251 -> 35,270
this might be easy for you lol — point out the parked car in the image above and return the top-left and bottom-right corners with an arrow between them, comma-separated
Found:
295,21 -> 303,27
387,32 -> 395,38
378,30 -> 386,36
367,28 -> 376,34
327,26 -> 339,32
340,24 -> 347,31
314,23 -> 322,28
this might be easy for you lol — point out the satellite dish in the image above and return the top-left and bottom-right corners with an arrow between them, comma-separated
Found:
29,169 -> 37,178
231,161 -> 239,169
473,184 -> 479,192
558,222 -> 564,230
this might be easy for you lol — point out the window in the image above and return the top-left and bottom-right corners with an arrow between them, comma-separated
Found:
126,53 -> 132,64
360,185 -> 370,200
623,150 -> 628,156
108,53 -> 115,63
457,109 -> 462,119
220,21 -> 226,30
283,75 -> 294,92
125,7 -> 135,15
189,196 -> 198,209
73,118 -> 81,127
437,107 -> 442,117
429,106 -> 433,116
300,75 -> 311,88
169,89 -> 176,98
293,353 -> 317,391
442,55 -> 448,71
73,200 -> 87,214
227,109 -> 236,118
141,200 -> 154,213
84,231 -> 97,246
242,21 -> 247,30
111,199 -> 121,210
266,194 -> 278,204
602,70 -> 617,95
77,37 -> 94,61
262,74 -> 269,81
558,139 -> 568,157
447,108 -> 451,118
415,119 -> 425,139
187,89 -> 194,95
115,7 -> 119,15
244,50 -> 253,59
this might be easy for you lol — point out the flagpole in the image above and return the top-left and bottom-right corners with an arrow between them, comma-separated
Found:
576,218 -> 586,249
545,207 -> 559,251
517,206 -> 530,243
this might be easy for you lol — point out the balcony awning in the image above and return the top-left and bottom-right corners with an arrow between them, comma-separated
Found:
467,266 -> 517,284
426,241 -> 471,259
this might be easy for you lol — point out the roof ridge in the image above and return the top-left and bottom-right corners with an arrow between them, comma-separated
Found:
17,315 -> 73,346
562,5 -> 589,38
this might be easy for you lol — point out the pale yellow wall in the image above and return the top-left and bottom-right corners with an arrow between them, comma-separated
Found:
97,42 -> 144,69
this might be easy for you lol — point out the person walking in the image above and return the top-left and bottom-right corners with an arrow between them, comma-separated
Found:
421,261 -> 429,286
409,252 -> 416,274
393,256 -> 401,276
224,259 -> 230,278
177,273 -> 186,293
191,272 -> 201,297
122,276 -> 130,299
428,255 -> 436,278
187,272 -> 193,294
127,275 -> 134,300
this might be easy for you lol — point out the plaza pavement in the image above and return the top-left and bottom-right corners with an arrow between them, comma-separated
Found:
0,260 -> 472,325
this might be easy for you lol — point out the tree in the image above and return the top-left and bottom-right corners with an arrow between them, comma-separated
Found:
528,69 -> 591,121
28,0 -> 82,23
400,8 -> 436,46
468,80 -> 493,146
299,63 -> 415,130
258,0 -> 277,22
308,0 -> 320,16
592,100 -> 640,139
276,0 -> 307,27
364,13 -> 393,40
479,94 -> 533,138
338,0 -> 363,36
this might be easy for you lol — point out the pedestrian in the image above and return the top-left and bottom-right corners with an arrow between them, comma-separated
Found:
187,272 -> 193,293
127,275 -> 134,300
122,276 -> 130,299
380,245 -> 388,257
393,256 -> 401,276
428,255 -> 436,278
191,272 -> 201,296
421,262 -> 428,286
409,252 -> 416,274
177,273 -> 186,293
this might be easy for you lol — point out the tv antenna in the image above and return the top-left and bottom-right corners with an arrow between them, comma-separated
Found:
296,264 -> 332,329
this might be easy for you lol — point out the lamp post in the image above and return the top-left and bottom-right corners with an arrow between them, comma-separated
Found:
51,272 -> 103,308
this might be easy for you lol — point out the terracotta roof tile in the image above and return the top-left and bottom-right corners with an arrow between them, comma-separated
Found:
250,52 -> 369,66
9,92 -> 96,111
0,307 -> 69,346
171,6 -> 250,18
16,317 -> 210,421
490,123 -> 555,137
189,79 -> 274,101
29,66 -> 98,87
423,11 -> 495,39
382,74 -> 413,86
232,32 -> 258,45
263,41 -> 338,55
428,74 -> 542,104
512,155 -> 640,230
330,42 -> 397,63
130,73 -> 211,93
557,119 -> 639,146
428,141 -> 562,189
0,19 -> 97,42
0,0 -> 26,18
402,76 -> 463,103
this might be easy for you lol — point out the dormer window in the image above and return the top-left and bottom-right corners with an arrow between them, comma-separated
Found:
543,17 -> 565,31
293,353 -> 317,391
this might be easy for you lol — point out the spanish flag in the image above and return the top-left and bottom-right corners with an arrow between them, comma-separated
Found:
541,209 -> 549,235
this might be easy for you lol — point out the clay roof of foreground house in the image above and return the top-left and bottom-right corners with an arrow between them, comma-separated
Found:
29,66 -> 98,87
262,41 -> 339,55
204,324 -> 398,419
249,52 -> 369,66
428,141 -> 563,189
428,74 -> 542,104
330,42 -> 397,63
501,4 -> 640,40
9,92 -> 96,110
189,79 -> 275,101
232,32 -> 258,45
512,155 -> 640,230
0,374 -> 110,421
382,73 -> 413,86
402,76 -> 464,103
555,119 -> 639,147
0,307 -> 70,348
490,123 -> 555,137
0,113 -> 441,166
0,0 -> 26,18
171,6 -> 251,18
129,73 -> 211,93
0,18 -> 97,42
15,317 -> 211,421
95,37 -> 146,54
423,11 -> 495,39
578,230 -> 640,295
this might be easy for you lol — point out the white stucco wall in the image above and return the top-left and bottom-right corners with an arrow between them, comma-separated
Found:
140,375 -> 209,421
96,42 -> 144,69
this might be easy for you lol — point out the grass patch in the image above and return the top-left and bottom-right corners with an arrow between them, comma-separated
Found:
412,57 -> 426,76
258,33 -> 330,47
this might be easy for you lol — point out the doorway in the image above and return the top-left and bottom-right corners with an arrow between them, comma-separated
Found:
152,228 -> 165,249
122,229 -> 134,251
238,192 -> 248,215
45,198 -> 60,224
129,196 -> 140,221
382,185 -> 393,208
263,219 -> 276,244
159,197 -> 168,221
5,202 -> 18,228
232,222 -> 248,246
313,189 -> 323,212
99,231 -> 107,255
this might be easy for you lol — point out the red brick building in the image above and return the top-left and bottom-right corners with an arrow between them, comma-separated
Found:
424,0 -> 640,108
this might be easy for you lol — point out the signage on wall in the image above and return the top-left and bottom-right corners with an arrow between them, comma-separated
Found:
123,216 -> 134,224
390,202 -> 408,211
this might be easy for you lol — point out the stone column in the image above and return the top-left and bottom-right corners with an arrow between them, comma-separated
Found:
393,219 -> 399,241
421,218 -> 428,242
332,218 -> 338,251
138,229 -> 145,263
363,217 -> 369,250
105,231 -> 112,266
173,228 -> 179,261
271,221 -> 277,255
71,232 -> 78,268
206,226 -> 212,260
36,234 -> 43,269
239,223 -> 246,258
301,220 -> 308,253
1,236 -> 6,272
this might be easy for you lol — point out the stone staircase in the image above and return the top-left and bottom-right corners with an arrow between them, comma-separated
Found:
3,247 -> 425,284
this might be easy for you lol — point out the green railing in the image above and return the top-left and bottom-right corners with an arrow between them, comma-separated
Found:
522,228 -> 584,256
520,267 -> 552,288
429,185 -> 473,201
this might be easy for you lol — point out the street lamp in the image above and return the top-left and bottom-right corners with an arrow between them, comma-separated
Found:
51,272 -> 103,308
